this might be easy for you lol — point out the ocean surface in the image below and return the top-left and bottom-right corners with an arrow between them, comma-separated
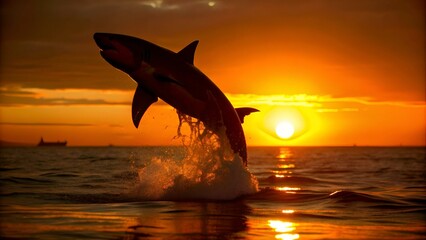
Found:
0,146 -> 425,239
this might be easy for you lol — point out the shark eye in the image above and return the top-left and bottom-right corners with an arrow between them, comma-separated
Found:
141,50 -> 151,62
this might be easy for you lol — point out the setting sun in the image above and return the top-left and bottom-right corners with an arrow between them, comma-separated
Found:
275,122 -> 295,139
254,106 -> 311,144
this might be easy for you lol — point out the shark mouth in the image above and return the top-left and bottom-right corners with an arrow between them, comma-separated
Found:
93,33 -> 116,52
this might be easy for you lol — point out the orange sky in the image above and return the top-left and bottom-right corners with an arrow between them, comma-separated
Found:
0,0 -> 425,146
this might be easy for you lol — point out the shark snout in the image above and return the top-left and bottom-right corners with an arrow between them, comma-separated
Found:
93,33 -> 115,51
93,32 -> 140,73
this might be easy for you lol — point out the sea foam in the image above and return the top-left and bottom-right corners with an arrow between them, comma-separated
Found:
131,111 -> 258,200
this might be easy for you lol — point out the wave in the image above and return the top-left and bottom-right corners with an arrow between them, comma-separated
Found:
90,157 -> 118,163
39,172 -> 79,178
328,190 -> 396,204
244,188 -> 423,209
128,154 -> 258,201
112,170 -> 139,181
0,167 -> 21,172
326,190 -> 426,210
261,175 -> 323,184
0,177 -> 54,184
245,187 -> 326,203
128,112 -> 258,201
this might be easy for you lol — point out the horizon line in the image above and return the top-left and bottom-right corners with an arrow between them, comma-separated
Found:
1,142 -> 424,148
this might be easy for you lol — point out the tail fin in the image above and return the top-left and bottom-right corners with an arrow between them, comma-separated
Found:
235,107 -> 259,123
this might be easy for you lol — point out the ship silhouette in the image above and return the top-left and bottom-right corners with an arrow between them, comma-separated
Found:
37,137 -> 67,147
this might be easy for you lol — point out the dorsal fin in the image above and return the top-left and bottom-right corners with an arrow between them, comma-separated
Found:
177,40 -> 199,65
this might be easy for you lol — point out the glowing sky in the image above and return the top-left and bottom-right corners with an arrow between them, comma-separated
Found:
1,0 -> 425,146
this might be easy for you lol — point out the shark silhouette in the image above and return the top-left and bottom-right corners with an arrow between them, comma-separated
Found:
94,33 -> 258,165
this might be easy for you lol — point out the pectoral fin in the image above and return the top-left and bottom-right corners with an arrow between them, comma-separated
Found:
132,85 -> 158,128
235,107 -> 259,123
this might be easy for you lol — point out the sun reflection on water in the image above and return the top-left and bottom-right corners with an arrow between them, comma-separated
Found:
276,187 -> 301,193
277,163 -> 295,169
273,148 -> 300,193
268,220 -> 300,240
276,233 -> 300,240
273,170 -> 292,174
267,148 -> 300,239
276,148 -> 293,160
274,148 -> 296,178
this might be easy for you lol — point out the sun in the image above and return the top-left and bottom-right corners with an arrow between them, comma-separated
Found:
260,107 -> 309,142
275,121 -> 295,139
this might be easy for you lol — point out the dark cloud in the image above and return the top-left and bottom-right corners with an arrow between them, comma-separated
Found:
0,122 -> 94,127
0,87 -> 170,107
0,88 -> 35,96
0,94 -> 130,107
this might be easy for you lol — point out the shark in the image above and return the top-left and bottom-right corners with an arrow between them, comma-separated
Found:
93,33 -> 258,165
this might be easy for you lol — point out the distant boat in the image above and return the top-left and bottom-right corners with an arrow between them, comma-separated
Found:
37,137 -> 67,147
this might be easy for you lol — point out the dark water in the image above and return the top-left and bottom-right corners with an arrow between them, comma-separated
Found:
1,146 -> 425,239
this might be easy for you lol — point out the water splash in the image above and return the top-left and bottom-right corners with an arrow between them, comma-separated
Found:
131,111 -> 258,200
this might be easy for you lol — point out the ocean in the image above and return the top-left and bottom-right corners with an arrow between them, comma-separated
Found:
0,146 -> 425,239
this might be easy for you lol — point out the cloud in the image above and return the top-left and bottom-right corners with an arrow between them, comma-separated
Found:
0,87 -> 131,107
1,86 -> 423,109
0,122 -> 126,128
0,87 -> 172,107
0,0 -> 424,102
226,93 -> 426,110
139,0 -> 219,10
0,95 -> 129,107
0,88 -> 35,96
140,0 -> 180,10
0,122 -> 94,127
316,108 -> 359,113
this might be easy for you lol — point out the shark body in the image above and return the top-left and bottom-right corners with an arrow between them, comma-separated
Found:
94,33 -> 258,165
